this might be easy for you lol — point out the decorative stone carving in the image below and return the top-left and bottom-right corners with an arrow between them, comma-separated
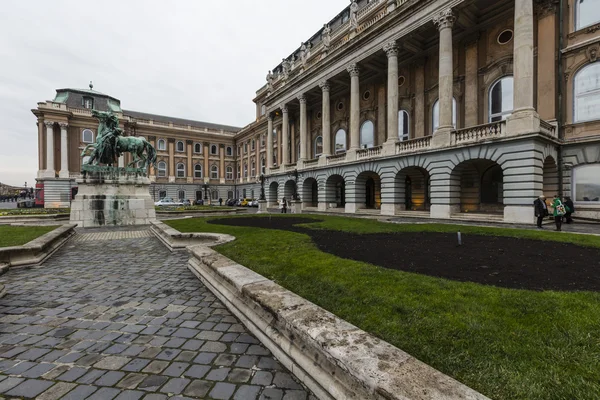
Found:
586,44 -> 599,63
44,121 -> 55,128
319,81 -> 331,92
59,122 -> 69,129
297,95 -> 307,104
266,70 -> 274,92
148,136 -> 157,141
168,138 -> 175,143
535,0 -> 558,19
347,63 -> 360,77
267,114 -> 273,121
586,23 -> 600,34
281,104 -> 289,113
433,9 -> 456,31
281,59 -> 291,80
186,140 -> 193,145
350,0 -> 359,30
322,24 -> 332,53
383,41 -> 399,58
299,42 -> 308,68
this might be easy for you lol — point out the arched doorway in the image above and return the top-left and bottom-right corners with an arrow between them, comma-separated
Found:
355,171 -> 381,211
301,178 -> 319,208
325,175 -> 345,208
284,180 -> 297,201
267,181 -> 279,207
452,159 -> 503,214
395,167 -> 430,211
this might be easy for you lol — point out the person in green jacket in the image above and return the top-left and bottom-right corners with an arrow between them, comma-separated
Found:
552,194 -> 565,231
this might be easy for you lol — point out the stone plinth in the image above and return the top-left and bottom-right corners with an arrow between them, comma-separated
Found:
70,168 -> 156,228
257,199 -> 268,214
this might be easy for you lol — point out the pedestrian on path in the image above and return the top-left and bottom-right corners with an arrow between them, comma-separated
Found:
281,197 -> 287,214
552,194 -> 566,231
534,195 -> 549,228
564,196 -> 575,224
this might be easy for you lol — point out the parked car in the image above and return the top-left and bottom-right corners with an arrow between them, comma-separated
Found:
226,199 -> 236,206
250,199 -> 258,207
241,198 -> 253,207
234,199 -> 243,207
195,199 -> 204,205
182,199 -> 191,206
154,198 -> 183,206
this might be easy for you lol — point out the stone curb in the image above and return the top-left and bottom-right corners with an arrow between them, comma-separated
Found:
0,224 -> 76,269
149,220 -> 235,251
0,214 -> 70,224
155,208 -> 247,218
180,242 -> 489,400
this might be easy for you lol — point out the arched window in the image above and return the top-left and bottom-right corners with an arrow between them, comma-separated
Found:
210,164 -> 218,179
211,144 -> 218,155
178,190 -> 186,201
251,139 -> 256,150
360,120 -> 375,148
212,190 -> 219,200
227,190 -> 234,199
176,163 -> 185,178
157,139 -> 166,151
194,164 -> 202,178
574,63 -> 600,123
432,98 -> 457,132
489,76 -> 514,122
272,129 -> 277,143
157,161 -> 167,177
251,161 -> 256,177
176,141 -> 184,152
398,110 -> 409,141
226,146 -> 233,156
82,129 -> 94,143
244,163 -> 248,177
335,129 -> 347,153
194,143 -> 202,153
261,157 -> 266,174
576,1 -> 600,30
226,166 -> 233,180
314,136 -> 323,157
159,190 -> 167,199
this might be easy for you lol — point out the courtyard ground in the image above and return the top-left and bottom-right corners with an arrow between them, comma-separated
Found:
0,227 -> 313,400
167,215 -> 600,400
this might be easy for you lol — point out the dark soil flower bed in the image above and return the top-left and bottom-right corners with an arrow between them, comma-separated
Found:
209,216 -> 600,292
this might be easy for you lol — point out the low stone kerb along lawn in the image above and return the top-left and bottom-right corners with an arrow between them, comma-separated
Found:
165,214 -> 600,400
0,225 -> 58,247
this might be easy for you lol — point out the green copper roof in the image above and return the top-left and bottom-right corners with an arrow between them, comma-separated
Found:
53,92 -> 69,103
108,98 -> 122,112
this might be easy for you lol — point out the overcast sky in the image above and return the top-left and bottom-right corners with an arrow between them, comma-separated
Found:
0,0 -> 347,187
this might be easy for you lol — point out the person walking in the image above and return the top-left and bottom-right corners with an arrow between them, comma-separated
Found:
533,195 -> 548,229
564,196 -> 575,224
552,194 -> 566,231
281,197 -> 287,214
219,198 -> 223,206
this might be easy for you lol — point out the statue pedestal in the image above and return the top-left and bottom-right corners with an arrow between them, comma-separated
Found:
70,168 -> 156,228
290,200 -> 302,214
257,199 -> 267,214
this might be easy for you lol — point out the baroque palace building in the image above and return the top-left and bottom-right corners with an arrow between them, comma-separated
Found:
35,0 -> 600,222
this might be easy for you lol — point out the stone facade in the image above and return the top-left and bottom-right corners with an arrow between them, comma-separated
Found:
34,0 -> 600,221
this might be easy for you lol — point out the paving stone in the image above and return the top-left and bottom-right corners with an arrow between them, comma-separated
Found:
87,387 -> 122,400
200,341 -> 227,353
181,339 -> 204,351
138,347 -> 162,359
138,375 -> 169,391
142,360 -> 169,374
160,377 -> 190,394
251,371 -> 273,386
58,366 -> 89,382
194,352 -> 217,364
75,353 -> 104,367
105,343 -> 129,354
95,356 -> 131,370
37,382 -> 77,400
197,331 -> 223,341
210,382 -> 237,400
0,377 -> 24,394
175,350 -> 197,362
233,385 -> 261,400
215,353 -> 237,366
183,364 -> 211,379
247,345 -> 270,356
258,357 -> 282,371
0,359 -> 19,372
163,362 -> 190,377
57,351 -> 85,363
117,373 -> 147,389
283,390 -> 308,400
95,371 -> 126,386
230,343 -> 249,354
143,394 -> 168,400
156,348 -> 180,360
78,368 -> 107,384
206,367 -> 231,381
6,378 -> 54,398
183,379 -> 213,398
114,390 -> 144,400
5,360 -> 37,375
43,365 -> 70,380
62,384 -> 99,399
235,355 -> 258,369
273,372 -> 303,390
119,355 -> 151,372
260,388 -> 284,400
21,362 -> 56,378
228,368 -> 252,383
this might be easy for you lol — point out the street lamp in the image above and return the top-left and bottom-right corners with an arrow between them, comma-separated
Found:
202,183 -> 209,200
257,174 -> 266,201
287,169 -> 300,201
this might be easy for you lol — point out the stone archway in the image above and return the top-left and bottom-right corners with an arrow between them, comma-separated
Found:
353,171 -> 381,212
283,180 -> 297,201
543,156 -> 559,199
452,159 -> 504,214
325,175 -> 345,209
396,167 -> 430,211
301,177 -> 319,208
267,181 -> 279,207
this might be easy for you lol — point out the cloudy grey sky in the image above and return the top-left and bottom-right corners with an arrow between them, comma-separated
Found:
0,0 -> 347,187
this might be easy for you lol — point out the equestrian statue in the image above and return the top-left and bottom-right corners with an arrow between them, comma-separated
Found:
81,110 -> 156,171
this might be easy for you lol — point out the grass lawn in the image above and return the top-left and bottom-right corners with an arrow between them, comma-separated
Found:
0,208 -> 69,216
166,215 -> 600,400
155,205 -> 233,212
0,225 -> 58,247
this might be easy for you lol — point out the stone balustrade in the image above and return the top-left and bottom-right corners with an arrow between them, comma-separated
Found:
453,121 -> 506,145
540,119 -> 558,138
396,136 -> 432,154
357,146 -> 382,160
327,153 -> 347,165
303,158 -> 319,168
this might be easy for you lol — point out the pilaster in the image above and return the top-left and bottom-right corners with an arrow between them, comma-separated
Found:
347,63 -> 360,150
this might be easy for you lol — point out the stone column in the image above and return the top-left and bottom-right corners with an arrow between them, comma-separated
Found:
414,63 -> 425,138
433,9 -> 456,133
277,128 -> 282,166
267,115 -> 274,169
58,123 -> 69,178
384,41 -> 399,143
282,105 -> 290,165
168,139 -> 175,182
186,140 -> 193,183
290,122 -> 296,163
219,144 -> 225,183
536,1 -> 556,121
348,63 -> 360,152
37,120 -> 44,174
255,142 -> 260,176
320,81 -> 331,160
298,95 -> 308,162
203,142 -> 209,182
506,0 -> 540,135
44,121 -> 55,177
246,140 -> 251,180
464,39 -> 479,127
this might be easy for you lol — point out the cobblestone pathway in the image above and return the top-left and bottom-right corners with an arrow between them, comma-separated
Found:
0,231 -> 312,400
